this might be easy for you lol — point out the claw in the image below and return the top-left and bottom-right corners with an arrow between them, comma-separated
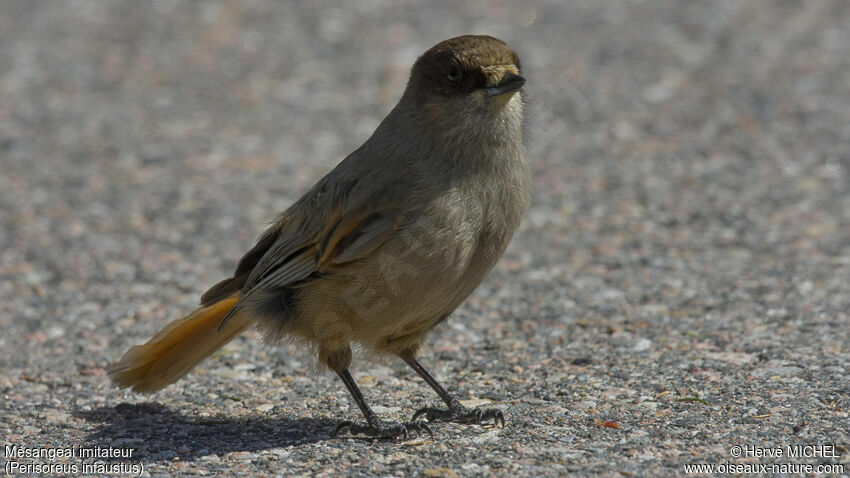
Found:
410,407 -> 432,422
334,420 -> 433,440
333,420 -> 353,437
495,410 -> 505,427
410,405 -> 506,427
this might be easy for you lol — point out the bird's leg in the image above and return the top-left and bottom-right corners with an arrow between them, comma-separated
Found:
404,357 -> 505,426
332,368 -> 432,439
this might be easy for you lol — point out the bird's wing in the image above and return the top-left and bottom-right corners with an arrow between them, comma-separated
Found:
213,172 -> 405,327
200,226 -> 282,305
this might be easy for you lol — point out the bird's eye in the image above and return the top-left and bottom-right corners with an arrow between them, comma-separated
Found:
447,67 -> 462,82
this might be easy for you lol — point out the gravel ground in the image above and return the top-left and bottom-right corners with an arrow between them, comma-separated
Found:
2,1 -> 849,476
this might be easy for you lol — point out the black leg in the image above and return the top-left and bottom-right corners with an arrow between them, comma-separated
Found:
406,357 -> 459,406
404,357 -> 505,427
333,369 -> 432,439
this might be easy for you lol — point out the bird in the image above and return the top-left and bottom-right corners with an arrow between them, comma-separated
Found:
108,34 -> 530,440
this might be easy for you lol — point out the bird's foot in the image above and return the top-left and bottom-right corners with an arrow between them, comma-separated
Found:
333,419 -> 432,440
412,402 -> 505,426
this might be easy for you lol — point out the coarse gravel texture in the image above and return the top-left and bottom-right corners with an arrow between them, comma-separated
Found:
2,1 -> 849,477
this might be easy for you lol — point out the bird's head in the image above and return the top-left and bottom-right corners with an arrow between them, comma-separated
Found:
401,35 -> 525,141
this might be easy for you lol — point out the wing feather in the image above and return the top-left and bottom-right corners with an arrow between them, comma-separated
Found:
209,156 -> 408,327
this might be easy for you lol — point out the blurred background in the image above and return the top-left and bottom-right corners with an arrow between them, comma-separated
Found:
1,1 -> 848,475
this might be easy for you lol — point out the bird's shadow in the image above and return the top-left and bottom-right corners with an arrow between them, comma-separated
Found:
75,402 -> 337,462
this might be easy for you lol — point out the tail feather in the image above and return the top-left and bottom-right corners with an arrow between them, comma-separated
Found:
108,293 -> 255,393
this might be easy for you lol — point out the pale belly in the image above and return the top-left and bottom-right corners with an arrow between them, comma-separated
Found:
291,191 -> 520,354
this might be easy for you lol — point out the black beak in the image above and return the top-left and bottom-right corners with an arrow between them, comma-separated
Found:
485,72 -> 526,97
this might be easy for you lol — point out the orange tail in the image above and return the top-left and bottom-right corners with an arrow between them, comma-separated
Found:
108,293 -> 254,393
